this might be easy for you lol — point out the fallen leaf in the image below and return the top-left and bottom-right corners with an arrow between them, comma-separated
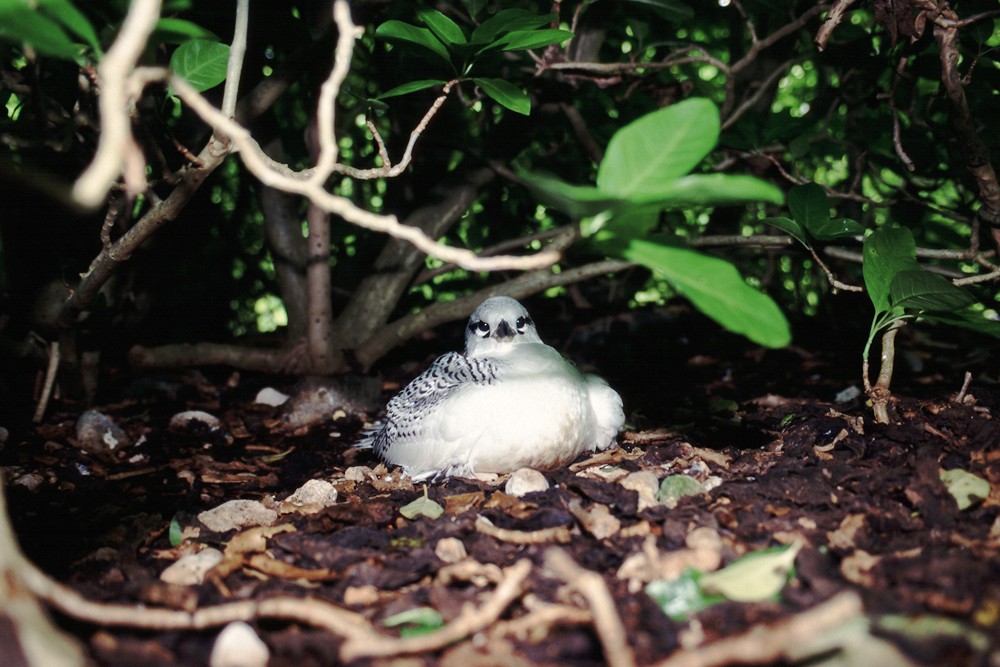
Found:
699,541 -> 802,602
939,468 -> 990,510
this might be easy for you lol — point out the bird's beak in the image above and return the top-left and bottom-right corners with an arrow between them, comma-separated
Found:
492,320 -> 515,342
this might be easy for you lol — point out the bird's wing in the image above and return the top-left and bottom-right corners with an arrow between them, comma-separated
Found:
369,352 -> 498,457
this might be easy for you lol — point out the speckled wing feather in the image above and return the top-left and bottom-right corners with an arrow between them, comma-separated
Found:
369,351 -> 498,458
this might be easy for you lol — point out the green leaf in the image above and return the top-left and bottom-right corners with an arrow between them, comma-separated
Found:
939,468 -> 990,511
400,488 -> 444,520
811,217 -> 864,241
657,474 -> 704,506
0,2 -> 81,60
375,20 -> 452,64
626,173 -> 784,207
472,77 -> 530,114
787,183 -> 829,234
890,269 -> 975,312
699,542 -> 802,602
597,98 -> 720,198
490,28 -> 574,52
417,9 -> 466,46
377,79 -> 448,99
382,607 -> 445,636
36,0 -> 101,55
918,308 -> 1000,339
470,9 -> 553,44
168,515 -> 184,547
862,225 -> 919,313
621,239 -> 791,347
170,40 -> 230,92
153,17 -> 220,44
646,569 -> 724,620
761,216 -> 809,247
518,170 -> 621,218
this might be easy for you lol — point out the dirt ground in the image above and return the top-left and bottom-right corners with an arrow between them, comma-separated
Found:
2,304 -> 998,666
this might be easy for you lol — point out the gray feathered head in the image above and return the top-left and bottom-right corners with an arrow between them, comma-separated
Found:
465,296 -> 543,357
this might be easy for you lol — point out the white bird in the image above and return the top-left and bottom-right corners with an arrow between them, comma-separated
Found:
359,296 -> 624,480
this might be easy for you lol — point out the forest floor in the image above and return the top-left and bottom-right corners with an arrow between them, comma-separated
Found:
2,301 -> 998,666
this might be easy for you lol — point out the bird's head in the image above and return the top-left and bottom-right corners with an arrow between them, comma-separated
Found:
465,296 -> 542,357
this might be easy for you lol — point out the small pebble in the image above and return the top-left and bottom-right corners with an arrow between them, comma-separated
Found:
504,468 -> 549,497
160,548 -> 223,586
169,410 -> 221,431
209,621 -> 269,667
434,537 -> 467,564
197,499 -> 277,533
75,410 -> 130,453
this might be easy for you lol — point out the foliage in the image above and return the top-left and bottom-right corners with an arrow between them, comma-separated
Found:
861,225 -> 998,375
0,0 -> 998,409
522,98 -> 790,347
374,8 -> 572,114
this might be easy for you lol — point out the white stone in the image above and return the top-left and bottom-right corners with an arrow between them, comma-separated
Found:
197,499 -> 277,533
209,621 -> 269,667
160,548 -> 223,585
283,479 -> 338,511
254,387 -> 290,407
434,537 -> 468,564
504,468 -> 550,497
621,470 -> 661,511
169,410 -> 221,431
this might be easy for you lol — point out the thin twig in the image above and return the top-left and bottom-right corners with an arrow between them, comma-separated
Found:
545,548 -> 636,667
221,0 -> 249,120
32,341 -> 60,424
339,559 -> 533,661
653,592 -> 864,667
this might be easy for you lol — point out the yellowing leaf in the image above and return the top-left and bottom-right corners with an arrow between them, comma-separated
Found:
939,468 -> 990,511
699,542 -> 802,602
400,486 -> 444,519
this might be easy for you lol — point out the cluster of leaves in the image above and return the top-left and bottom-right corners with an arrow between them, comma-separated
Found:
861,225 -> 1000,363
522,98 -> 790,348
0,0 -> 227,88
374,8 -> 572,114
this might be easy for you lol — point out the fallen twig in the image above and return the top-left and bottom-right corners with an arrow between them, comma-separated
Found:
475,516 -> 573,544
339,559 -> 533,661
545,548 -> 636,667
652,591 -> 864,667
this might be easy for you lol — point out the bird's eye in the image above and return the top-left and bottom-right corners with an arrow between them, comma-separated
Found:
476,321 -> 490,335
515,317 -> 528,333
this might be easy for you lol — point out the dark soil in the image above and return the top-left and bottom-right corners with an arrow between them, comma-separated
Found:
2,305 -> 998,666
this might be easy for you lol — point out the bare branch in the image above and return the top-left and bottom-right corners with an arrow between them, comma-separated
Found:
221,0 -> 249,119
71,0 -> 161,207
815,0 -> 857,51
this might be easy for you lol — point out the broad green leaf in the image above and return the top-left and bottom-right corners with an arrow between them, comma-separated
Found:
761,216 -> 809,247
584,206 -> 659,244
862,225 -> 919,313
154,17 -> 220,44
787,183 -> 830,234
939,468 -> 989,510
811,217 -> 864,241
377,79 -> 448,99
375,20 -> 452,64
400,488 -> 444,520
170,40 -> 230,92
597,98 -> 720,198
469,9 -> 553,44
890,269 -> 975,312
699,542 -> 802,602
0,3 -> 80,60
625,173 -> 784,207
622,239 -> 791,347
491,28 -> 574,52
472,77 -> 530,114
417,9 -> 466,46
519,170 -> 621,218
382,607 -> 445,637
919,308 -> 1000,339
646,569 -> 724,620
36,0 -> 101,55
